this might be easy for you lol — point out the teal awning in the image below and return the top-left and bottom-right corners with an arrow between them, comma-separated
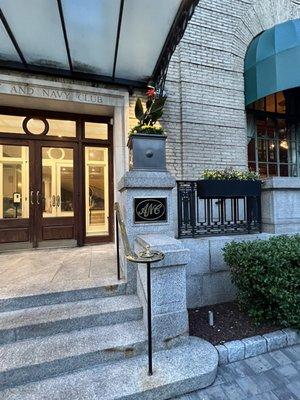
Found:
244,18 -> 300,106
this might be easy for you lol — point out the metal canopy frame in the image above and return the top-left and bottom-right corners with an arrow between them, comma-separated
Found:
0,0 -> 198,91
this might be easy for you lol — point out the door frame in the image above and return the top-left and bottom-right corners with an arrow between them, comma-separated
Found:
0,107 -> 114,247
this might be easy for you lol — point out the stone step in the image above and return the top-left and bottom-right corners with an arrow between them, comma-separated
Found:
0,282 -> 127,312
0,337 -> 218,399
0,294 -> 142,345
0,320 -> 148,390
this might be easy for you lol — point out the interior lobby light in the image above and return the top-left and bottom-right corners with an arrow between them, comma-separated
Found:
280,140 -> 288,150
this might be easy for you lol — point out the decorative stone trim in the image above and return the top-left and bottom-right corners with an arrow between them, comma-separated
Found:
215,329 -> 300,366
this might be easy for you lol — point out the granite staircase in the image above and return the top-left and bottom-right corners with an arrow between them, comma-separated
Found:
0,281 -> 218,400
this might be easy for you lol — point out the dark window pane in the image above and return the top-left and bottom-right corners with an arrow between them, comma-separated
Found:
280,164 -> 289,176
277,119 -> 287,139
268,140 -> 277,162
255,98 -> 265,111
248,162 -> 257,172
266,118 -> 275,137
279,143 -> 289,163
247,138 -> 256,161
265,94 -> 276,112
276,92 -> 286,114
257,119 -> 266,136
258,139 -> 267,161
268,164 -> 277,176
290,165 -> 298,177
258,163 -> 268,177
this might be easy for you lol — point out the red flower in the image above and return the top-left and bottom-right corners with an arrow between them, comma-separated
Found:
146,88 -> 156,97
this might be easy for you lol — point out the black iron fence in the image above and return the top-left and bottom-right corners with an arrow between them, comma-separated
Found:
177,181 -> 262,238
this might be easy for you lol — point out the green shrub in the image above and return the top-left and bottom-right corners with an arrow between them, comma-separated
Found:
223,235 -> 300,329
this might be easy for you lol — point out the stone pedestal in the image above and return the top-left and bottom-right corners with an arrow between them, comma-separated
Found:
118,170 -> 177,292
135,234 -> 190,344
261,177 -> 300,234
118,170 -> 190,343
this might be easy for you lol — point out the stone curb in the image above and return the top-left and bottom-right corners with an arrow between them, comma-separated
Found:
215,328 -> 300,365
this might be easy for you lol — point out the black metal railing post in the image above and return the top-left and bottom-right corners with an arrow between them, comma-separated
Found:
146,261 -> 153,375
115,213 -> 121,280
114,203 -> 164,376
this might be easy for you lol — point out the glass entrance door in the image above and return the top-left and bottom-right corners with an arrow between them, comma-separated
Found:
42,147 -> 74,218
36,143 -> 76,244
85,147 -> 109,238
0,143 -> 30,244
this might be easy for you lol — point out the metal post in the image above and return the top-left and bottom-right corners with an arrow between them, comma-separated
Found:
115,214 -> 121,280
146,261 -> 153,375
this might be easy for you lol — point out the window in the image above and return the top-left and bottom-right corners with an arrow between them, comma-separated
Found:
247,90 -> 300,177
0,115 -> 76,137
84,122 -> 108,140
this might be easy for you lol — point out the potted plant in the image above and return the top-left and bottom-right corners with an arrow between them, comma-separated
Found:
197,168 -> 261,197
128,86 -> 167,171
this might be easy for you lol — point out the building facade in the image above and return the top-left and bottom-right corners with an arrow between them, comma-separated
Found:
0,0 -> 299,265
0,2 -> 300,395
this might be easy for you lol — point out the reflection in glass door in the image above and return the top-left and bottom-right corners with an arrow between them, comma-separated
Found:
0,144 -> 29,219
85,147 -> 109,236
42,147 -> 74,218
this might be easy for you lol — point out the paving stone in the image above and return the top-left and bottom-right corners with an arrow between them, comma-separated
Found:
282,345 -> 300,362
242,335 -> 267,358
268,349 -> 294,366
263,330 -> 287,352
273,385 -> 299,400
245,354 -> 277,374
248,391 -> 280,400
224,340 -> 245,362
253,372 -> 277,393
286,380 -> 300,398
221,382 -> 247,400
236,375 -> 259,397
199,384 -> 229,399
274,364 -> 299,382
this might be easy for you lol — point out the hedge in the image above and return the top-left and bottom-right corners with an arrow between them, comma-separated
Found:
223,235 -> 300,329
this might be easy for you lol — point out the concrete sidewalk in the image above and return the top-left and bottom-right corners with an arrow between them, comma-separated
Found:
174,344 -> 300,400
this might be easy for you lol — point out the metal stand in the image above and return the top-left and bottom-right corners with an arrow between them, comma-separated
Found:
146,261 -> 153,375
114,203 -> 164,376
115,213 -> 121,280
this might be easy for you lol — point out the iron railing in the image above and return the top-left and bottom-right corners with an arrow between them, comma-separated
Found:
177,181 -> 262,238
114,202 -> 164,375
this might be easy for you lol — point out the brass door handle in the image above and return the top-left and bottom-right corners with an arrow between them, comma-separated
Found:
30,190 -> 35,205
56,195 -> 60,208
52,195 -> 56,207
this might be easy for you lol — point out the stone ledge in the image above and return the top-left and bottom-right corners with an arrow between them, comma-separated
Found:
215,328 -> 300,365
118,170 -> 176,191
262,177 -> 300,190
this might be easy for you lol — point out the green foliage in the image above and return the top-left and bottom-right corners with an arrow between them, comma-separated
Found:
202,168 -> 260,181
133,95 -> 166,132
130,125 -> 164,135
223,235 -> 300,329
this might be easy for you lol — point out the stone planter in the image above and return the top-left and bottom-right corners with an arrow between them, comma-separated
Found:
197,179 -> 261,198
127,133 -> 167,171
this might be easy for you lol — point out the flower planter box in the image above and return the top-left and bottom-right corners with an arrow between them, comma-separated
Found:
127,133 -> 167,171
197,179 -> 261,198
